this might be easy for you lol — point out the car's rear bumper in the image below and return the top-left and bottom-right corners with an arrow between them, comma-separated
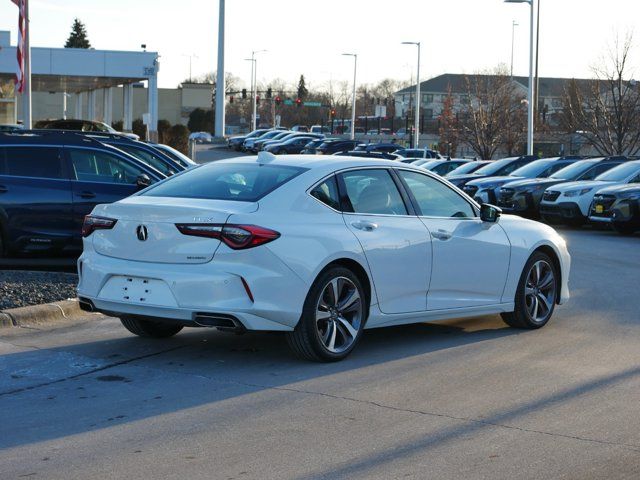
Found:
77,246 -> 309,331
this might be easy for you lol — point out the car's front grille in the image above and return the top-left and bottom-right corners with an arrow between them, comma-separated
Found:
463,185 -> 479,198
590,194 -> 616,217
543,190 -> 561,202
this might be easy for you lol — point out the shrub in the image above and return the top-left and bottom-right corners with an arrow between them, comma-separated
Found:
166,124 -> 190,155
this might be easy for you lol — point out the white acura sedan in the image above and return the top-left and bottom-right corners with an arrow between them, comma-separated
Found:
77,153 -> 570,361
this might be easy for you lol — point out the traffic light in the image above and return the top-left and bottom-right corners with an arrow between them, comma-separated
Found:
275,96 -> 281,106
330,108 -> 336,117
295,98 -> 302,107
266,87 -> 272,99
256,95 -> 260,105
229,95 -> 234,103
241,88 -> 247,99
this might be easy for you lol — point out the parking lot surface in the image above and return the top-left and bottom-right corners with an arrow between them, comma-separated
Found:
0,227 -> 639,479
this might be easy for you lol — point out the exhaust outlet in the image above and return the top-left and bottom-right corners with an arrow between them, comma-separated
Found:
194,313 -> 245,332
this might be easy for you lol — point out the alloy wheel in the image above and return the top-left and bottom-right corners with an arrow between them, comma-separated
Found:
315,277 -> 362,353
524,260 -> 556,323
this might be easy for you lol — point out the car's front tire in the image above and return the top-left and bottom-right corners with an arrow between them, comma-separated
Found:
501,252 -> 557,329
287,266 -> 367,362
612,222 -> 637,235
120,316 -> 184,338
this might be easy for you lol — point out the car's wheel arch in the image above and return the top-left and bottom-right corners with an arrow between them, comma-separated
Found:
530,244 -> 562,304
313,257 -> 374,320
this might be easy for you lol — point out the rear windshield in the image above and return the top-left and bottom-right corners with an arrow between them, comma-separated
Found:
142,162 -> 306,202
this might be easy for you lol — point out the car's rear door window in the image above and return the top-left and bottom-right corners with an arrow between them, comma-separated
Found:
142,162 -> 306,201
339,169 -> 408,215
68,148 -> 146,184
4,146 -> 65,179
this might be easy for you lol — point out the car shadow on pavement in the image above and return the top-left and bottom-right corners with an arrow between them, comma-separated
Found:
0,314 -> 520,450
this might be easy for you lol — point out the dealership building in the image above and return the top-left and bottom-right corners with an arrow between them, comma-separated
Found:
0,31 -> 213,135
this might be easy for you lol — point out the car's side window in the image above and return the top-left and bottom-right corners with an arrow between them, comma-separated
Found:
310,175 -> 340,210
68,148 -> 145,184
398,170 -> 475,218
339,169 -> 408,215
4,146 -> 65,179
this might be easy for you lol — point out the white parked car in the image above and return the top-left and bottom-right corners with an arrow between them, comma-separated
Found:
189,131 -> 213,143
540,160 -> 640,226
77,153 -> 570,361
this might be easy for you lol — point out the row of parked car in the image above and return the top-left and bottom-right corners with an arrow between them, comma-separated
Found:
435,154 -> 640,235
232,129 -> 640,235
0,129 -> 197,257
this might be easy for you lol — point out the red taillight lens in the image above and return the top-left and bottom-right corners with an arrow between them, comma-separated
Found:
175,224 -> 280,250
82,215 -> 117,237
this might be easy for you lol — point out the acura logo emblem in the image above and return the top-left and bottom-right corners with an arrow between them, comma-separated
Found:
136,225 -> 148,241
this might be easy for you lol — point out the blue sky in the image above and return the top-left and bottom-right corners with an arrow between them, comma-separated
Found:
0,0 -> 638,90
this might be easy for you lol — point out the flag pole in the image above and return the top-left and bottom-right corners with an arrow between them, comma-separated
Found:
23,0 -> 31,129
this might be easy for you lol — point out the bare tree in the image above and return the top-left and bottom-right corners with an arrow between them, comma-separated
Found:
559,33 -> 640,155
458,67 -> 527,159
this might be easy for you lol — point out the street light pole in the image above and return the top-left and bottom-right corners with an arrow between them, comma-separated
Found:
505,0 -> 535,156
248,50 -> 266,132
342,53 -> 357,140
402,42 -> 421,148
214,0 -> 225,139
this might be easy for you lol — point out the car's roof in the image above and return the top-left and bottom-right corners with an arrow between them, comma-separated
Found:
216,153 -> 406,171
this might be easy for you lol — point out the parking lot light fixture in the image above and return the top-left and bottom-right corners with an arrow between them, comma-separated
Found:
401,42 -> 420,148
505,0 -> 535,155
342,53 -> 357,140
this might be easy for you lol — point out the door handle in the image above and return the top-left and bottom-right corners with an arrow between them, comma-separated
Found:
0,185 -> 7,194
431,230 -> 452,241
351,220 -> 378,231
78,191 -> 96,199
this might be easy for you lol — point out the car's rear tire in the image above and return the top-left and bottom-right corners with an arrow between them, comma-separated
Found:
501,251 -> 557,329
287,266 -> 367,362
120,316 -> 183,338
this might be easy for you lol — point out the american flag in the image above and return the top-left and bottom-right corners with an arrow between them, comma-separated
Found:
11,0 -> 26,93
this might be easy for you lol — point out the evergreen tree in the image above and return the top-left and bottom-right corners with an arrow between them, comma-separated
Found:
65,19 -> 91,49
297,75 -> 308,100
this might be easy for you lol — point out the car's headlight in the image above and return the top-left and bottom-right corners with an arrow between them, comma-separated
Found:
564,188 -> 593,197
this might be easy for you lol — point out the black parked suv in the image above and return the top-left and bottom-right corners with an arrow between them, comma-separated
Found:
588,184 -> 640,234
0,131 -> 164,257
316,139 -> 359,155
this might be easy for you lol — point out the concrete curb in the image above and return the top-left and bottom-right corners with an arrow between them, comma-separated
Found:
0,299 -> 89,328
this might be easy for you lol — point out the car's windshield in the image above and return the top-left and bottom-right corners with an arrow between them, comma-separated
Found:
550,160 -> 599,180
511,159 -> 557,178
257,130 -> 281,140
155,144 -> 196,167
595,161 -> 640,181
446,162 -> 484,176
143,162 -> 306,202
474,157 -> 519,176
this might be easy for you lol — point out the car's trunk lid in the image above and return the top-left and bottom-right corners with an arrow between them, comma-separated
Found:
90,196 -> 258,264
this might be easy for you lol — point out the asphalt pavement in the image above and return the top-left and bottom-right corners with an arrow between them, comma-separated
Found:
1,227 -> 639,479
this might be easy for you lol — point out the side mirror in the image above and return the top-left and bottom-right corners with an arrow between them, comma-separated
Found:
136,173 -> 152,190
480,203 -> 502,223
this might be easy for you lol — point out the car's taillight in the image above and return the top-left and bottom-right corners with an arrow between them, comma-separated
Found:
175,224 -> 280,250
82,215 -> 117,237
